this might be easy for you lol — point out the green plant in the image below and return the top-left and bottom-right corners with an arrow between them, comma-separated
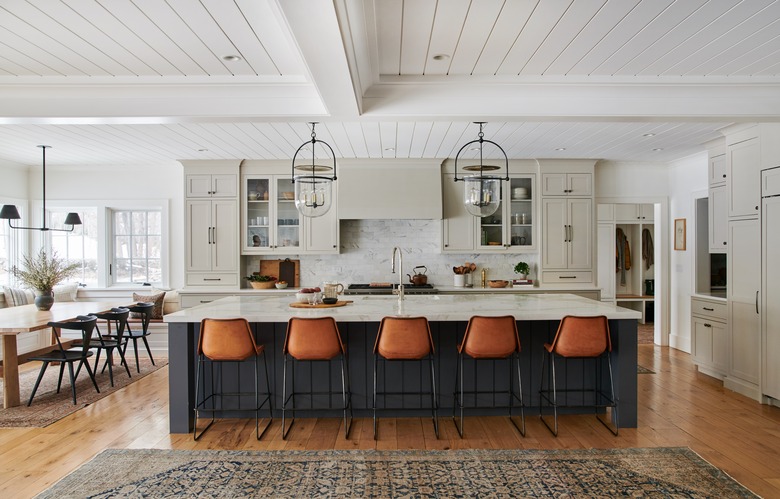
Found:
244,274 -> 277,282
513,261 -> 530,276
11,249 -> 79,293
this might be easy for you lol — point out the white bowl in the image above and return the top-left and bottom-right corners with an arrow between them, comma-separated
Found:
275,282 -> 288,289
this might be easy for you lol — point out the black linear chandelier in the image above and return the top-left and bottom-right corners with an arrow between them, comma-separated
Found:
291,122 -> 337,218
0,146 -> 82,232
453,122 -> 510,217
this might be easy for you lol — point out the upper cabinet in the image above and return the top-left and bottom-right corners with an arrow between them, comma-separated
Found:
709,153 -> 727,187
242,174 -> 338,255
614,204 -> 654,223
441,174 -> 536,253
186,174 -> 238,198
728,135 -> 761,219
541,173 -> 592,196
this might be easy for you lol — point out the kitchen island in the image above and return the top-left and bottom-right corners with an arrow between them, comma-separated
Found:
165,293 -> 640,433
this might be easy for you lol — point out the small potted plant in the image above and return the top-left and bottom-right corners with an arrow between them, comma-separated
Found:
11,248 -> 79,310
513,261 -> 530,280
245,274 -> 277,289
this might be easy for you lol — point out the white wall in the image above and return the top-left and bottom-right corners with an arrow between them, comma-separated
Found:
32,164 -> 185,288
0,163 -> 28,198
666,152 -> 708,352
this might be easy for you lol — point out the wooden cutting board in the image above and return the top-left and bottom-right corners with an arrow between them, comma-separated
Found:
289,300 -> 351,309
259,259 -> 299,287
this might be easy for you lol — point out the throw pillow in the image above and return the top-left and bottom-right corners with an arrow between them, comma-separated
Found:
132,291 -> 165,319
53,283 -> 79,302
3,286 -> 34,307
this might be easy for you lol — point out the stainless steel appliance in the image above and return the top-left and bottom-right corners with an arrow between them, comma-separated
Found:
344,283 -> 439,295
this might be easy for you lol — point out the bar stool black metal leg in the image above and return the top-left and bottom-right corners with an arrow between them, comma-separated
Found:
193,356 -> 215,441
340,354 -> 353,439
429,354 -> 439,438
595,354 -> 619,435
373,354 -> 378,440
452,352 -> 464,437
281,354 -> 296,440
509,353 -> 526,436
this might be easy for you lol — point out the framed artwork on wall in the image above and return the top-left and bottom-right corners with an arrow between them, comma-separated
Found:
674,218 -> 686,250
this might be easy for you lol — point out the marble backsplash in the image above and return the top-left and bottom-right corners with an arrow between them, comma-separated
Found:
245,220 -> 538,288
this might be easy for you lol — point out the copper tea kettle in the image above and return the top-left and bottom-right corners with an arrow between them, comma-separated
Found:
407,266 -> 428,286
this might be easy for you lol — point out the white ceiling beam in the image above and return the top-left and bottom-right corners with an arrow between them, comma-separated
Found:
275,0 -> 361,118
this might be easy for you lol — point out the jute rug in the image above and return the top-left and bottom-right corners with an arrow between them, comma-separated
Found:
0,357 -> 166,427
37,447 -> 756,498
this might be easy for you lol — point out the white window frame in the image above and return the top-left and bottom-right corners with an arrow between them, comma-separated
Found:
0,196 -> 26,288
109,207 -> 164,287
42,200 -> 169,289
44,206 -> 100,287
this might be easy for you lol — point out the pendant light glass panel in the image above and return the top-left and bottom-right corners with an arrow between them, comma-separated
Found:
294,174 -> 332,217
463,175 -> 500,217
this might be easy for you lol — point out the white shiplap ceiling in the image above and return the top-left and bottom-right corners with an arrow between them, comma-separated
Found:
1,0 -> 779,168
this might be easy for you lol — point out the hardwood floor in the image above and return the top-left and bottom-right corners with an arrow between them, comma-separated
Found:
1,344 -> 779,498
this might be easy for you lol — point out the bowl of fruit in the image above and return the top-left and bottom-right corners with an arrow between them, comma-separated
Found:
275,281 -> 288,289
296,287 -> 321,303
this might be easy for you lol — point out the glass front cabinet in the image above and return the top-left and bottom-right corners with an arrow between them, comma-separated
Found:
477,175 -> 535,252
242,176 -> 301,253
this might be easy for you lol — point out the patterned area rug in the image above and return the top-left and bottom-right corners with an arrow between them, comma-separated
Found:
37,447 -> 757,498
0,357 -> 166,427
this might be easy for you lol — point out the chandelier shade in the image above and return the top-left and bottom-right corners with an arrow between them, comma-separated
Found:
0,146 -> 82,232
291,123 -> 336,218
453,123 -> 509,218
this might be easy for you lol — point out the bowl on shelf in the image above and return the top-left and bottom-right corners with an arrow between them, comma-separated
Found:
488,280 -> 509,288
275,282 -> 288,289
280,191 -> 295,200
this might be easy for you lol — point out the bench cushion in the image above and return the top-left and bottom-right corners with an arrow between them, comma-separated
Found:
132,291 -> 165,319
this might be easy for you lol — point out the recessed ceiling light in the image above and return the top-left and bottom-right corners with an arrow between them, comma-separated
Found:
555,147 -> 566,151
197,148 -> 209,152
432,54 -> 450,61
652,148 -> 664,151
222,55 -> 242,62
384,147 -> 395,152
643,133 -> 656,137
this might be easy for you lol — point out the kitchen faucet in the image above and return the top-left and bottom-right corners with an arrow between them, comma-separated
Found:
391,246 -> 404,301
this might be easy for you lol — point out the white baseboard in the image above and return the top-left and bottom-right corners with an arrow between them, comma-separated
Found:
669,333 -> 691,353
724,376 -> 761,402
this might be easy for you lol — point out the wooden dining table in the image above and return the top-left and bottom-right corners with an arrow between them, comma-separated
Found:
0,301 -> 123,408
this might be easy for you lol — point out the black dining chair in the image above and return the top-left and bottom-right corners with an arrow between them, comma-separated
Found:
104,302 -> 156,373
85,307 -> 133,387
27,315 -> 101,406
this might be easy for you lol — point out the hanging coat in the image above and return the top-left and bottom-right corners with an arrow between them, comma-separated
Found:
616,228 -> 631,286
642,228 -> 654,270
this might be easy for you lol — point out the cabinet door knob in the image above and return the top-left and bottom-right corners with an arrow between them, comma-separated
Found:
722,174 -> 726,178
723,241 -> 727,245
333,245 -> 337,248
444,244 -> 449,247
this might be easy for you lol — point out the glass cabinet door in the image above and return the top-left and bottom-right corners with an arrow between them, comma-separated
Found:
508,177 -> 533,249
246,177 -> 270,250
275,178 -> 301,251
477,190 -> 506,250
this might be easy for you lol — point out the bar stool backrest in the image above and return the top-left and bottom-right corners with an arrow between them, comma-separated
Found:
48,315 -> 98,351
198,318 -> 258,361
460,315 -> 520,358
374,316 -> 433,360
284,317 -> 344,360
549,315 -> 611,358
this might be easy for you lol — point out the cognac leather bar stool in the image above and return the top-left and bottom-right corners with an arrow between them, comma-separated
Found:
194,318 -> 273,440
282,317 -> 352,440
373,316 -> 438,440
28,315 -> 100,406
453,315 -> 525,438
539,315 -> 618,436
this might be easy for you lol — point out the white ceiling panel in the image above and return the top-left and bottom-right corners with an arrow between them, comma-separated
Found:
423,0 -> 470,76
446,0 -> 505,75
470,0 -> 537,75
399,0 -> 436,75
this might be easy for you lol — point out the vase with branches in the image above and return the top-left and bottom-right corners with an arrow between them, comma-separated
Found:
11,249 -> 79,310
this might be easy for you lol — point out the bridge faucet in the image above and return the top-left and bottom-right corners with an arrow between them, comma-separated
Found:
391,246 -> 404,301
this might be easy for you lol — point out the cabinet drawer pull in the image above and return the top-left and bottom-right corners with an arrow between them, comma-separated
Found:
703,307 -> 714,311
200,300 -> 213,303
203,278 -> 222,281
558,276 -> 577,279
704,323 -> 712,328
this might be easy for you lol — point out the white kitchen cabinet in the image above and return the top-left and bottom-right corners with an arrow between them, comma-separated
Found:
728,136 -> 761,219
541,173 -> 592,196
186,198 -> 238,284
541,197 -> 592,281
597,203 -> 614,222
761,168 -> 780,401
726,218 -> 761,397
691,297 -> 728,377
597,223 -> 615,301
709,184 -> 728,253
303,183 -> 340,254
709,153 -> 727,186
614,204 -> 654,223
186,174 -> 238,198
441,174 -> 536,253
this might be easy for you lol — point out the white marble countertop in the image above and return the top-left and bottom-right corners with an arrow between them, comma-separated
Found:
165,293 -> 641,323
691,291 -> 727,301
178,285 -> 599,295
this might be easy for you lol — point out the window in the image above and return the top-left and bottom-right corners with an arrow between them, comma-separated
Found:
48,208 -> 99,286
112,210 -> 162,285
0,222 -> 16,287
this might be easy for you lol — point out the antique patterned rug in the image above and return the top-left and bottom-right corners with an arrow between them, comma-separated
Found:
0,357 -> 166,427
37,447 -> 757,498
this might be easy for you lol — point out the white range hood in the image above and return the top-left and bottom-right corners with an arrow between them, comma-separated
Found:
337,160 -> 443,220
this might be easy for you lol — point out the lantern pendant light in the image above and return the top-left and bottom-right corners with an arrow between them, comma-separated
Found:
454,122 -> 509,217
291,123 -> 336,218
0,145 -> 82,232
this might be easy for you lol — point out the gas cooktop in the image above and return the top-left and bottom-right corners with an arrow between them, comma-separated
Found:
345,283 -> 439,295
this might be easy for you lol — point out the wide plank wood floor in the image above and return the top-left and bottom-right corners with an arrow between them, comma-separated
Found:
1,344 -> 779,498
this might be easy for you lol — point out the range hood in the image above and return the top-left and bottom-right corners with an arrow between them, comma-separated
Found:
337,160 -> 443,220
